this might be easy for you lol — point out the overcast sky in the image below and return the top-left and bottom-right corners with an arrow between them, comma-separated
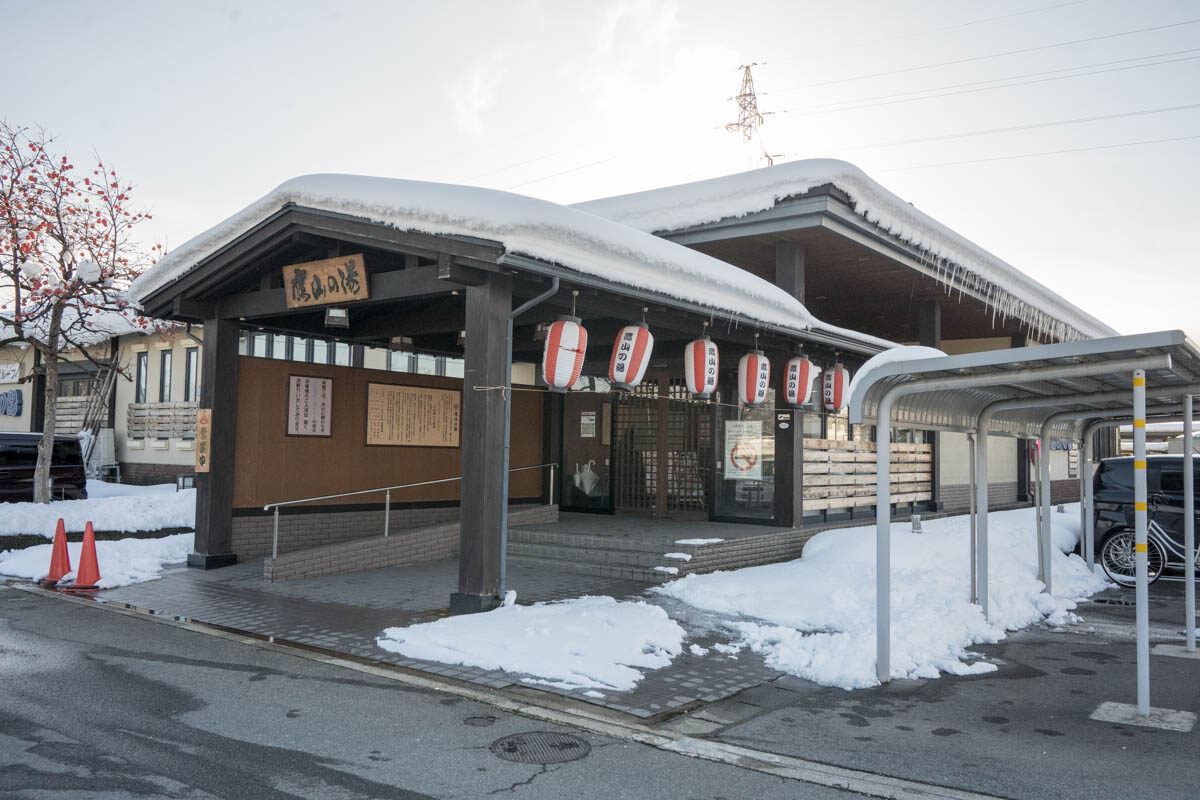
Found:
4,0 -> 1196,338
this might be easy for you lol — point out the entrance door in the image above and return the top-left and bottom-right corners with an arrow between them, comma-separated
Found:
560,391 -> 611,512
611,375 -> 711,519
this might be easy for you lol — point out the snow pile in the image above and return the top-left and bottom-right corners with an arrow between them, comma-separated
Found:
376,595 -> 685,691
0,483 -> 195,537
130,174 -> 892,352
0,533 -> 191,588
575,160 -> 1115,343
654,505 -> 1108,689
675,538 -> 725,545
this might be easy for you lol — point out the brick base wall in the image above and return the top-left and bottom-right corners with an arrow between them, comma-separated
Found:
937,482 -> 1019,512
233,504 -> 471,560
1050,479 -> 1080,504
263,504 -> 558,581
119,462 -> 194,486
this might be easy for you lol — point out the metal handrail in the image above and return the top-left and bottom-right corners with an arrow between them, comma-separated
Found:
263,462 -> 558,559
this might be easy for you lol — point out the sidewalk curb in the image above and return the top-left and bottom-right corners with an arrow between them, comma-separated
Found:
13,581 -> 1008,800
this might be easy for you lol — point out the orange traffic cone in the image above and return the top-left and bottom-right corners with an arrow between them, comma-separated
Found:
41,518 -> 71,587
63,521 -> 100,592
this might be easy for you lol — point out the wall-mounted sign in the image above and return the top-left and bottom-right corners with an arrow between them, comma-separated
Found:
195,408 -> 212,472
282,254 -> 369,309
0,363 -> 19,383
724,419 -> 763,481
366,383 -> 460,447
287,375 -> 333,437
580,411 -> 597,438
0,388 -> 22,417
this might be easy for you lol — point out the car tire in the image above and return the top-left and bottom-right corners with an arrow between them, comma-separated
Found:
1099,529 -> 1165,587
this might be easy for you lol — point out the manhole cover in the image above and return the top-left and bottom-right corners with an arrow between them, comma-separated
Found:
489,731 -> 591,764
1093,597 -> 1136,606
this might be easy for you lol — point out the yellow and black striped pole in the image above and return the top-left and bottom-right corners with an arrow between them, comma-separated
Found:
1132,369 -> 1150,716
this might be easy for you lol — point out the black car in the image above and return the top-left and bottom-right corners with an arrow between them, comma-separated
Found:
0,432 -> 88,502
1093,455 -> 1199,586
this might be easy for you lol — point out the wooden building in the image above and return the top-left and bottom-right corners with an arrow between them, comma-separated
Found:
130,162 -> 1116,611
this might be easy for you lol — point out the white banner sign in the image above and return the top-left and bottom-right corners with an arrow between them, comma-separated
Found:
287,375 -> 333,437
0,363 -> 19,384
724,419 -> 763,481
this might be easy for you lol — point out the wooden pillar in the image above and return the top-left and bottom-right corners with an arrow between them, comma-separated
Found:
189,318 -> 240,569
775,243 -> 806,303
451,273 -> 512,613
773,406 -> 804,528
918,300 -> 941,349
543,392 -> 563,505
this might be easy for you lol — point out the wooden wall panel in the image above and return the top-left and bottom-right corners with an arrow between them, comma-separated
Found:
801,438 -> 932,511
232,356 -> 545,509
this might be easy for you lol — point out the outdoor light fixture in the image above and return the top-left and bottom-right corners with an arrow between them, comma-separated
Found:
324,307 -> 350,328
388,335 -> 414,352
457,330 -> 467,347
534,321 -> 551,342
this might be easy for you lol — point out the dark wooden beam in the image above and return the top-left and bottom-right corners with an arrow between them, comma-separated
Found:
919,299 -> 941,349
217,265 -> 451,319
452,272 -> 513,613
189,317 -> 240,569
172,297 -> 216,322
775,242 -> 806,304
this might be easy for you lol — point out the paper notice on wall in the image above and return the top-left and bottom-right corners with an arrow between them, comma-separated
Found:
287,375 -> 333,436
366,383 -> 460,447
580,411 -> 597,438
724,420 -> 762,481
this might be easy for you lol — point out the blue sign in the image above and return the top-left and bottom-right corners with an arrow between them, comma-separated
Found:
0,389 -> 22,417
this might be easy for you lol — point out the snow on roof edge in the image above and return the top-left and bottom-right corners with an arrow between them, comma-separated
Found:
573,159 -> 1118,343
131,174 -> 895,353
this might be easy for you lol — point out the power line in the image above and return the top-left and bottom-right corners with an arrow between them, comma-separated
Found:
766,0 -> 1093,63
772,52 -> 1200,119
871,133 -> 1200,172
807,102 -> 1200,154
774,48 -> 1200,113
770,18 -> 1200,93
502,155 -> 623,190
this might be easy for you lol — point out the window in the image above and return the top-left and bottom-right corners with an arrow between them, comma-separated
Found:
443,357 -> 465,378
334,342 -> 351,366
312,339 -> 329,364
56,375 -> 94,397
415,354 -> 436,375
292,337 -> 311,362
252,332 -> 268,357
388,351 -> 412,372
134,351 -> 148,403
184,347 -> 200,402
271,334 -> 288,359
159,350 -> 173,402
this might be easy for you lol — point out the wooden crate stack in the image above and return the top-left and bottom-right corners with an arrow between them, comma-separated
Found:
801,438 -> 932,511
127,402 -> 198,440
54,397 -> 103,434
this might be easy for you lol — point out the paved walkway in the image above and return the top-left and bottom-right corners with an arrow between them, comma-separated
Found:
98,556 -> 780,718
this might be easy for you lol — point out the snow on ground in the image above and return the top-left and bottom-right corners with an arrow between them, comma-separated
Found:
0,481 -> 195,537
675,538 -> 724,545
376,595 -> 685,691
0,533 -> 192,588
654,504 -> 1108,690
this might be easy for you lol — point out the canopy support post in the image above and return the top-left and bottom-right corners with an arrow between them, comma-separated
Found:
875,393 -> 894,684
1184,393 -> 1195,653
968,432 -> 977,603
975,421 -> 990,620
1133,369 -> 1150,716
1083,430 -> 1095,572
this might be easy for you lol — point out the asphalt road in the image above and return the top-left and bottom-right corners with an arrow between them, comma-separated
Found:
0,584 -> 857,800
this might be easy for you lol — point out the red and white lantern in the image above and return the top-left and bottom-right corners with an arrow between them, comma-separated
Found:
683,337 -> 719,400
608,323 -> 654,391
542,316 -> 588,392
738,351 -> 771,407
784,356 -> 818,407
821,363 -> 851,412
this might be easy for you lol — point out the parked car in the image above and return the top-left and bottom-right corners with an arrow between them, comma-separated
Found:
1093,455 -> 1199,586
0,432 -> 88,502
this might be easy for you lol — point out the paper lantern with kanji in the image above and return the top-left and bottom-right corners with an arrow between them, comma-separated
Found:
821,363 -> 851,412
784,356 -> 818,407
683,337 -> 719,399
608,323 -> 654,391
542,316 -> 588,392
738,351 -> 771,407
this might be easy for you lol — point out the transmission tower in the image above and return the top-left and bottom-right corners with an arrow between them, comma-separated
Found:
725,64 -> 779,166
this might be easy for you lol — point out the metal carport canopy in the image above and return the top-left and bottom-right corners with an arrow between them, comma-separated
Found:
848,330 -> 1200,438
846,329 -> 1200,698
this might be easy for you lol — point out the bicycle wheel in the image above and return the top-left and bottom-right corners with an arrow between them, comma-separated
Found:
1100,530 -> 1165,587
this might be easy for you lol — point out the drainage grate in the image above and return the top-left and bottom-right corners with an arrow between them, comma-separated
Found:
490,731 -> 591,764
1092,596 -> 1136,606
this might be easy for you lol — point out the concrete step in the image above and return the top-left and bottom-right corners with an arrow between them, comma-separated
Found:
505,554 -> 672,584
507,540 -> 679,568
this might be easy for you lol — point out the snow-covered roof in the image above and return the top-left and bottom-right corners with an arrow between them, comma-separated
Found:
1,306 -> 149,350
573,159 -> 1118,343
130,175 -> 894,352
